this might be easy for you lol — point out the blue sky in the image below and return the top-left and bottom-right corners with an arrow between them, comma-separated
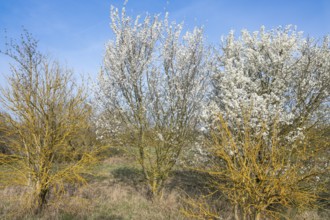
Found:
0,0 -> 330,81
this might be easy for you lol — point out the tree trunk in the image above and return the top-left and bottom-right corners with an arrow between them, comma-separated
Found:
33,180 -> 49,215
234,204 -> 240,220
255,212 -> 261,220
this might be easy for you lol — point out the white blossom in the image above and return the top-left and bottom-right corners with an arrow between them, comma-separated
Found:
94,6 -> 211,171
210,26 -> 330,141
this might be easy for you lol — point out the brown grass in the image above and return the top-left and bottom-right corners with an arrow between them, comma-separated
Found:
0,156 -> 186,220
0,154 -> 328,219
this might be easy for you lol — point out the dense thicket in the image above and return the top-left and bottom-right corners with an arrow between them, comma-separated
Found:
0,6 -> 329,220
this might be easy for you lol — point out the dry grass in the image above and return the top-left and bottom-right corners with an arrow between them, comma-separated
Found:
0,156 -> 187,220
0,154 -> 328,219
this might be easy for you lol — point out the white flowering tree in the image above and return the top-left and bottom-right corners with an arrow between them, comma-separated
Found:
210,26 -> 330,141
95,7 -> 210,196
191,26 -> 330,219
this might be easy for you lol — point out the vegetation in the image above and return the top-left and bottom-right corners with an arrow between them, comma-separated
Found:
0,5 -> 329,220
95,7 -> 210,197
0,31 -> 97,214
184,112 -> 328,220
211,26 -> 330,139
